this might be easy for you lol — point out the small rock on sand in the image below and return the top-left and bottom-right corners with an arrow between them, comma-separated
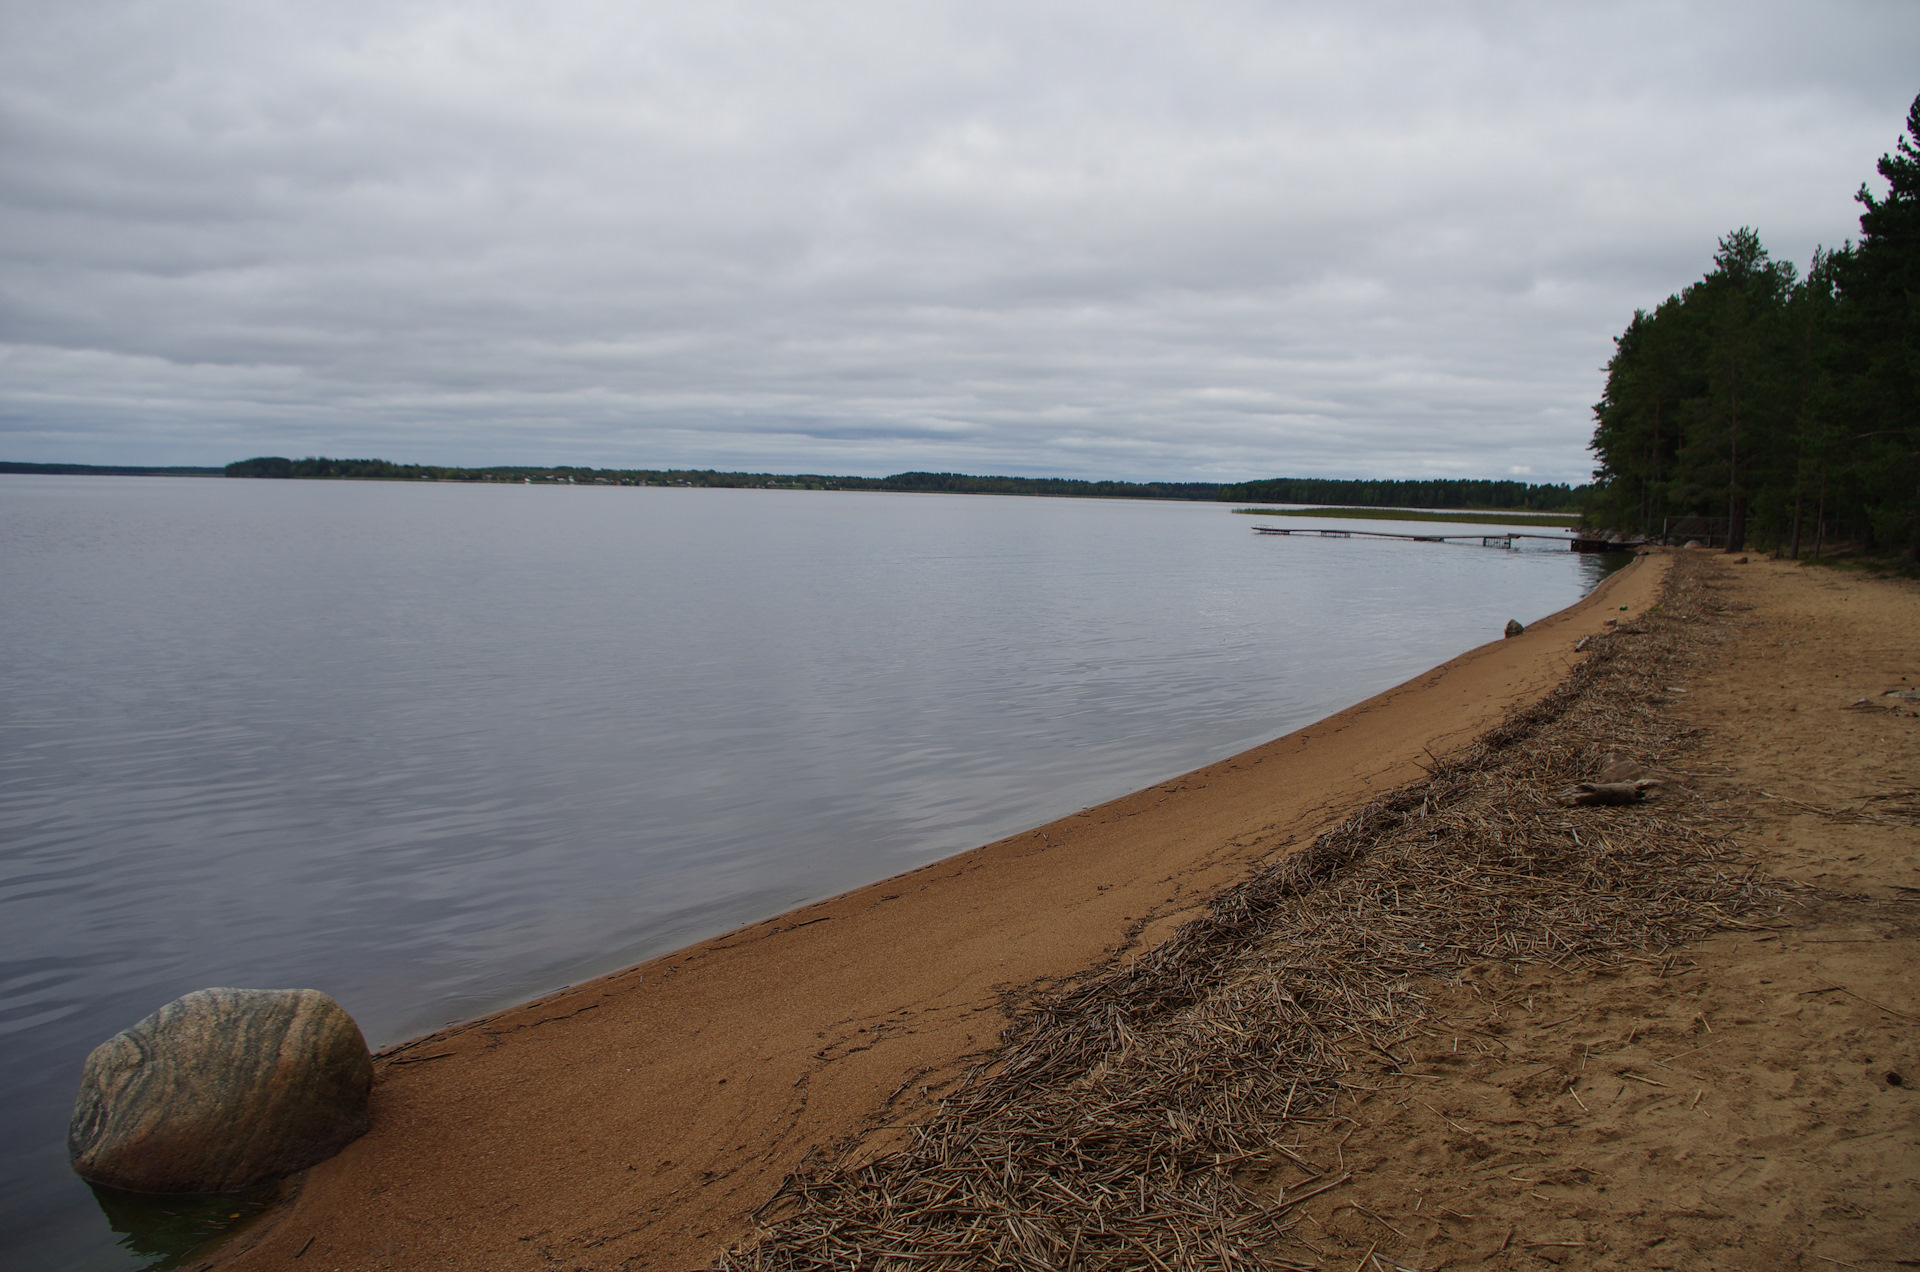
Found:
1504,619 -> 1524,638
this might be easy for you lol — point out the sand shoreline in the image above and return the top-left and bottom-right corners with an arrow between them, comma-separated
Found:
218,555 -> 1664,1271
1148,552 -> 1917,1271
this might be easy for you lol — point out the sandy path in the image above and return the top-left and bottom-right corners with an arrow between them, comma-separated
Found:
216,556 -> 1662,1271
1256,555 -> 1919,1270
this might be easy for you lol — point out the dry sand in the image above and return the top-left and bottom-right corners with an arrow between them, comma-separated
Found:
1244,555 -> 1919,1270
217,557 -> 1663,1271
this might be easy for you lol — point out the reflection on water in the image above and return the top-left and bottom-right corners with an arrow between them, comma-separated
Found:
89,1184 -> 283,1270
0,477 -> 1614,1268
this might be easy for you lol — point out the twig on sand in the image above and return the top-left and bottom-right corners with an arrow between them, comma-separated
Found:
1802,985 -> 1917,1020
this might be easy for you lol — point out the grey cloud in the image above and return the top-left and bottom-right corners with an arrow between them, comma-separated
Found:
3,0 -> 1916,478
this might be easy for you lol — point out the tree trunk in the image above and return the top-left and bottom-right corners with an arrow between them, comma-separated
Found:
1725,371 -> 1743,552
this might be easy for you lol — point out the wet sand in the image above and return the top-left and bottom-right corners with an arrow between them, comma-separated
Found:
219,555 -> 1664,1271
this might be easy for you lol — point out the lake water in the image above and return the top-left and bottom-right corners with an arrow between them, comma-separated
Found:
0,476 -> 1613,1268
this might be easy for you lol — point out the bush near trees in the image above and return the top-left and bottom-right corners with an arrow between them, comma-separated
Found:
1587,94 -> 1920,564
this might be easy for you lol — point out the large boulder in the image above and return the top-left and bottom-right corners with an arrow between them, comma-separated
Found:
69,987 -> 372,1194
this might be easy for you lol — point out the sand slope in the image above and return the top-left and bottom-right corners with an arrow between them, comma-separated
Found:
218,558 -> 1662,1271
1250,556 -> 1919,1270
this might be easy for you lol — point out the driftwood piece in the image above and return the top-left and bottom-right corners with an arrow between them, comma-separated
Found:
1596,754 -> 1654,784
1560,779 -> 1662,807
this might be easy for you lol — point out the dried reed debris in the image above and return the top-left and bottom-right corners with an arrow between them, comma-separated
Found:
719,555 -> 1775,1272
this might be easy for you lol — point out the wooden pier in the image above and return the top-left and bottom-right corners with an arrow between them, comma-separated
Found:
1252,525 -> 1622,552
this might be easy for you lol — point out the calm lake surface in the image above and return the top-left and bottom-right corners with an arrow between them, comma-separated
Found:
0,477 -> 1614,1268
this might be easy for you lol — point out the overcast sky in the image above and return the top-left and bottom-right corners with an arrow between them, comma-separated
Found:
2,2 -> 1915,481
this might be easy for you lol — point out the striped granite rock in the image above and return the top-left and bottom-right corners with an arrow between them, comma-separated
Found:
69,987 -> 373,1194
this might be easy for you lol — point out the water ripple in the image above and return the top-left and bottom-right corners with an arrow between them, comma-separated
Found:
0,477 -> 1612,1269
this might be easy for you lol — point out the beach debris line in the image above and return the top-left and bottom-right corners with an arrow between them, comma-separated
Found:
69,988 -> 373,1194
718,555 -> 1778,1272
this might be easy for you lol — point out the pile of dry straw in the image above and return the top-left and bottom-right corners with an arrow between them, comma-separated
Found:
720,554 -> 1778,1271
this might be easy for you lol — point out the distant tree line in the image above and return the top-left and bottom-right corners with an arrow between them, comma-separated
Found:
1217,477 -> 1584,511
1587,94 -> 1920,563
223,456 -> 408,480
221,459 -> 1589,509
221,458 -> 1225,494
877,471 -> 1222,499
0,461 -> 221,476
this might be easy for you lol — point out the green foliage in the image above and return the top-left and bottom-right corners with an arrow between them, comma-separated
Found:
1216,477 -> 1585,511
224,456 -> 487,481
1589,94 -> 1920,563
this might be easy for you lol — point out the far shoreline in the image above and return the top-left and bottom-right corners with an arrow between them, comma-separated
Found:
1,462 -> 1588,519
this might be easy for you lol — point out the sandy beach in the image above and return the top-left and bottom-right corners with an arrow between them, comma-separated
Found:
1243,553 -> 1920,1269
210,555 -> 1663,1271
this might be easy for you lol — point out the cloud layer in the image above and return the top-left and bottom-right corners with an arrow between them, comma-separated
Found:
2,1 -> 1914,480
